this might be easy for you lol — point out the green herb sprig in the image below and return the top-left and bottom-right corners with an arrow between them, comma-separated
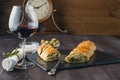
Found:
3,48 -> 19,57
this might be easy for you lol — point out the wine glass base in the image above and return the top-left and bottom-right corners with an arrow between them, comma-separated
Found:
15,61 -> 35,69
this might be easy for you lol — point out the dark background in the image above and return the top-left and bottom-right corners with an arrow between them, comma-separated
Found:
0,0 -> 120,35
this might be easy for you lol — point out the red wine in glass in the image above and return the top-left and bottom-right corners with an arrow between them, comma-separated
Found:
9,5 -> 39,69
12,24 -> 38,39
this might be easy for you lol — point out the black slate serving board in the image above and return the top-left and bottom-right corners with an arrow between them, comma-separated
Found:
27,50 -> 120,71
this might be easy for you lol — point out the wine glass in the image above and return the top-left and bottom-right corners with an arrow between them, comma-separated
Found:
9,5 -> 38,69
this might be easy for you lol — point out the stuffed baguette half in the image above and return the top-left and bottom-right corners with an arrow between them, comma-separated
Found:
65,40 -> 96,63
37,44 -> 61,62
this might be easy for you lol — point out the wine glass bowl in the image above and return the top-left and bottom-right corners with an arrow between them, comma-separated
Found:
9,5 -> 39,69
9,5 -> 38,39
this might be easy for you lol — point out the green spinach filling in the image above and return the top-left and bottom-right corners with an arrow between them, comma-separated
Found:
69,54 -> 88,63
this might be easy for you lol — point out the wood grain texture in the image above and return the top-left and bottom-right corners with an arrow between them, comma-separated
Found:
52,0 -> 120,34
102,64 -> 120,80
1,0 -> 120,34
0,34 -> 120,80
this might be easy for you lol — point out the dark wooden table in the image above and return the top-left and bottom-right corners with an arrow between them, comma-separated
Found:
0,34 -> 120,80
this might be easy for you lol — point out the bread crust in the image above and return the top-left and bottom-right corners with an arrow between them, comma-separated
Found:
65,40 -> 96,63
37,44 -> 61,62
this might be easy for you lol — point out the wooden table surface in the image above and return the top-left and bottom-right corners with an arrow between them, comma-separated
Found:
0,34 -> 120,80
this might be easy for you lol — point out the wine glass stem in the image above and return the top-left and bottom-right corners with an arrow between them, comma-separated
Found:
21,38 -> 27,66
